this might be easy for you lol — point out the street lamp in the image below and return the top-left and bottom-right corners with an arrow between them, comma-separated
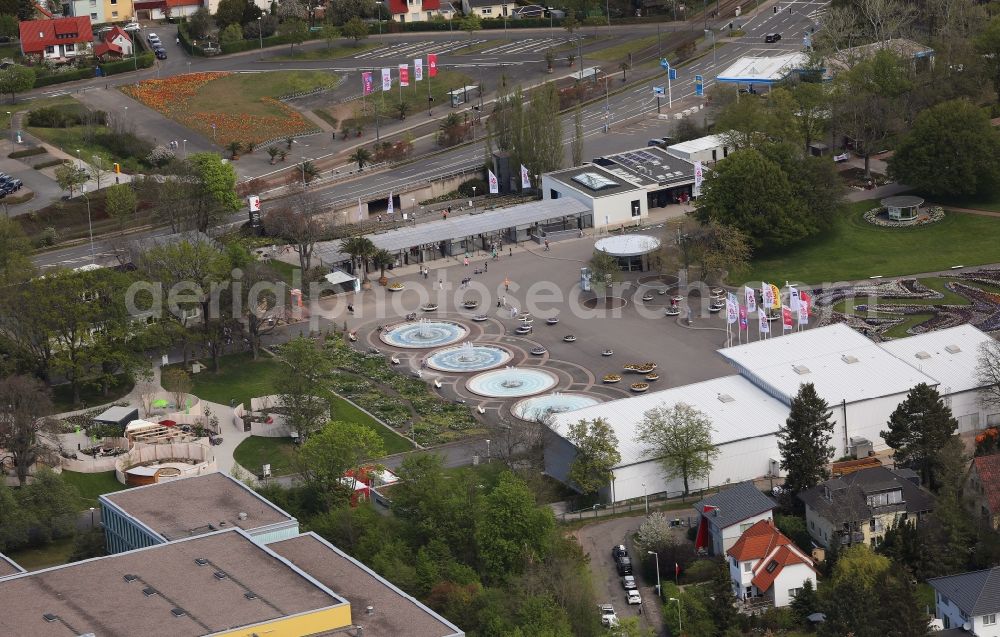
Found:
642,482 -> 648,515
123,106 -> 128,127
182,139 -> 187,157
669,597 -> 682,635
648,550 -> 661,599
705,28 -> 717,66
410,197 -> 415,217
485,438 -> 491,462
81,185 -> 95,264
376,0 -> 383,36
89,507 -> 96,527
257,16 -> 263,50
471,185 -> 477,212
5,111 -> 10,143
76,148 -> 82,169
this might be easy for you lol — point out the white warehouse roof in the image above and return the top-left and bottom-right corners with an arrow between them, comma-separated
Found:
549,375 -> 791,467
666,134 -> 727,157
720,323 -> 939,405
716,53 -> 809,84
878,324 -> 995,395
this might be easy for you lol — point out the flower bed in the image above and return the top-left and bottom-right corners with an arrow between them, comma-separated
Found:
863,206 -> 945,228
120,72 -> 319,146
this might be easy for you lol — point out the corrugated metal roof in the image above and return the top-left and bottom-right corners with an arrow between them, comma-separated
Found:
694,481 -> 777,529
549,375 -> 791,467
666,134 -> 727,156
878,324 -> 993,394
929,567 -> 1000,617
720,324 -> 939,405
313,198 -> 587,264
716,53 -> 808,83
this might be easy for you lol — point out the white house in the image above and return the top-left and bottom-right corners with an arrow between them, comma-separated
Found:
665,134 -> 732,165
726,520 -> 818,608
544,323 -> 998,505
930,567 -> 1000,635
693,481 -> 778,556
461,0 -> 510,18
541,165 -> 647,231
389,0 -> 447,22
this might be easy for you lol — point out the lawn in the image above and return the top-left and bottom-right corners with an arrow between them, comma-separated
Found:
741,200 -> 1000,285
60,470 -> 127,509
6,536 -> 76,571
276,42 -> 379,60
345,69 -> 473,130
120,71 -> 336,146
180,352 -> 412,454
51,374 -> 133,413
233,435 -> 298,476
591,34 -> 660,62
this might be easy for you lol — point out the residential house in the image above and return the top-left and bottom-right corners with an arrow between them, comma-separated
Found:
65,0 -> 135,23
132,0 -> 200,20
461,0 -> 511,18
389,0 -> 443,22
798,466 -> 935,549
929,567 -> 1000,635
18,16 -> 93,60
966,454 -> 1000,530
693,481 -> 778,556
727,520 -> 819,608
94,25 -> 133,59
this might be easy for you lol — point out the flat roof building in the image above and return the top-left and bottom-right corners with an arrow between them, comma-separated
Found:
666,134 -> 733,165
0,552 -> 24,580
0,529 -> 353,637
271,532 -> 464,637
99,472 -> 299,554
716,53 -> 809,87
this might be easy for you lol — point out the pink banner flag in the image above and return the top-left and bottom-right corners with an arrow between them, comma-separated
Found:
782,305 -> 793,330
362,71 -> 373,95
739,304 -> 748,331
399,63 -> 409,87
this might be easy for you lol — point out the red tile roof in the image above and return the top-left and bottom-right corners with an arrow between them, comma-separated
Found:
94,41 -> 123,58
103,26 -> 131,45
974,454 -> 1000,513
750,544 -> 810,593
19,16 -> 92,54
388,0 -> 440,14
727,520 -> 816,594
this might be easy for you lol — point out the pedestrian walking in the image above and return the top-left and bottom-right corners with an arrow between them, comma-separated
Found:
544,239 -> 550,251
508,248 -> 512,257
438,279 -> 443,290
497,298 -> 502,308
484,262 -> 488,272
463,257 -> 469,266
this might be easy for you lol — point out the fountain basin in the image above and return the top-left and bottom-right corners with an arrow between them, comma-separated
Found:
511,392 -> 602,421
466,367 -> 559,398
425,343 -> 512,373
379,319 -> 470,349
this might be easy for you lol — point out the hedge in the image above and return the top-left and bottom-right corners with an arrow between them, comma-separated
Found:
8,147 -> 46,159
33,158 -> 68,169
28,53 -> 154,88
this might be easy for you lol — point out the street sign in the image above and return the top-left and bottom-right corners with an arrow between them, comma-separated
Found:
695,74 -> 704,97
669,68 -> 677,80
659,58 -> 670,71
653,86 -> 665,97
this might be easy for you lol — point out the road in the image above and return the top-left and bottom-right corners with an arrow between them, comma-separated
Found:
30,1 -> 824,269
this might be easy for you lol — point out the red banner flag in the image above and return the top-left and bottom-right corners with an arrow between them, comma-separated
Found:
800,291 -> 812,315
398,63 -> 409,87
427,53 -> 438,77
739,304 -> 748,331
782,305 -> 793,330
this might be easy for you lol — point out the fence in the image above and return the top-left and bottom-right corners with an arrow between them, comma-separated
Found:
114,441 -> 216,484
557,486 -> 721,523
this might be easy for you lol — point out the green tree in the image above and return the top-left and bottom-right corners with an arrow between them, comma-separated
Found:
392,454 -> 478,560
372,248 -> 393,281
320,23 -> 340,48
275,336 -> 332,440
790,81 -> 830,154
342,16 -> 368,42
588,249 -> 621,297
185,152 -> 241,232
283,18 -> 308,52
54,163 -> 87,197
0,14 -> 18,38
523,82 -> 563,179
571,103 -> 584,166
562,13 -> 579,33
104,183 -> 137,236
188,7 -> 213,38
15,469 -> 79,544
760,142 -> 841,236
348,146 -> 373,171
881,383 -> 959,487
0,64 -> 35,104
692,148 -> 807,250
566,417 -> 621,497
0,482 -> 32,551
975,15 -> 1000,104
340,235 -> 375,281
828,544 -> 891,589
297,420 -> 386,507
214,0 -> 247,27
705,557 -> 739,633
474,471 -> 555,576
790,577 -> 819,623
777,382 -> 834,503
889,99 -> 1000,198
691,221 -> 752,284
635,403 -> 720,496
977,339 -> 1000,412
219,22 -> 243,43
160,367 -> 193,412
329,0 -> 374,24
0,216 -> 33,286
460,13 -> 482,34
0,375 -> 55,485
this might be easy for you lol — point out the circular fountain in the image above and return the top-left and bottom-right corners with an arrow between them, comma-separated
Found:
380,318 -> 470,349
511,392 -> 602,421
426,342 -> 513,373
466,366 -> 559,398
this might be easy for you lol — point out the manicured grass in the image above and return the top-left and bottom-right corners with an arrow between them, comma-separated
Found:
6,537 -> 76,571
185,71 -> 338,119
233,435 -> 298,476
313,108 -> 339,129
351,69 -> 473,128
741,201 -> 1000,285
60,470 -> 127,510
51,374 -> 133,413
183,352 -> 286,407
181,352 -> 412,454
276,42 -> 379,60
268,259 -> 301,287
592,34 -> 660,62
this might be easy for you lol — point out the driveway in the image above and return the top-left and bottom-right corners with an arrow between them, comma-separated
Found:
571,514 -> 667,635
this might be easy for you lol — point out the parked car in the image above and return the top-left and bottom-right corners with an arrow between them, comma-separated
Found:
155,49 -> 167,59
616,555 -> 632,575
764,32 -> 782,43
627,590 -> 642,605
612,545 -> 628,560
621,575 -> 636,590
124,22 -> 141,32
147,33 -> 160,44
599,604 -> 619,627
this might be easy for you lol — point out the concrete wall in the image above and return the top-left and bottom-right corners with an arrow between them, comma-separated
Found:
325,170 -> 479,227
114,442 -> 216,485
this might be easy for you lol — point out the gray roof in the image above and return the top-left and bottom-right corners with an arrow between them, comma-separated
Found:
798,466 -> 935,525
545,165 -> 643,199
929,567 -> 1000,617
0,552 -> 23,579
94,405 -> 139,424
693,481 -> 777,529
313,198 -> 588,263
592,146 -> 696,188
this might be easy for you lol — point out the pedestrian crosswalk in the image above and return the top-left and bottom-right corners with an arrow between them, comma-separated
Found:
351,36 -> 575,60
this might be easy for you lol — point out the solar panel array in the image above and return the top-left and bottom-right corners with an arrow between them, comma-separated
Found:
609,149 -> 688,184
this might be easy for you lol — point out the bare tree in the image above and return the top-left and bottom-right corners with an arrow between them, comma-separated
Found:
0,375 -> 56,485
858,0 -> 916,45
977,340 -> 1000,411
265,187 -> 326,271
811,6 -> 864,58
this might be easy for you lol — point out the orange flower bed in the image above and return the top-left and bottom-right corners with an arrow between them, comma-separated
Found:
121,73 -> 316,146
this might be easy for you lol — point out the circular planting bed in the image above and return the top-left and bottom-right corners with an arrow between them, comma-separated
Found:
583,296 -> 628,310
511,392 -> 602,421
863,205 -> 945,228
